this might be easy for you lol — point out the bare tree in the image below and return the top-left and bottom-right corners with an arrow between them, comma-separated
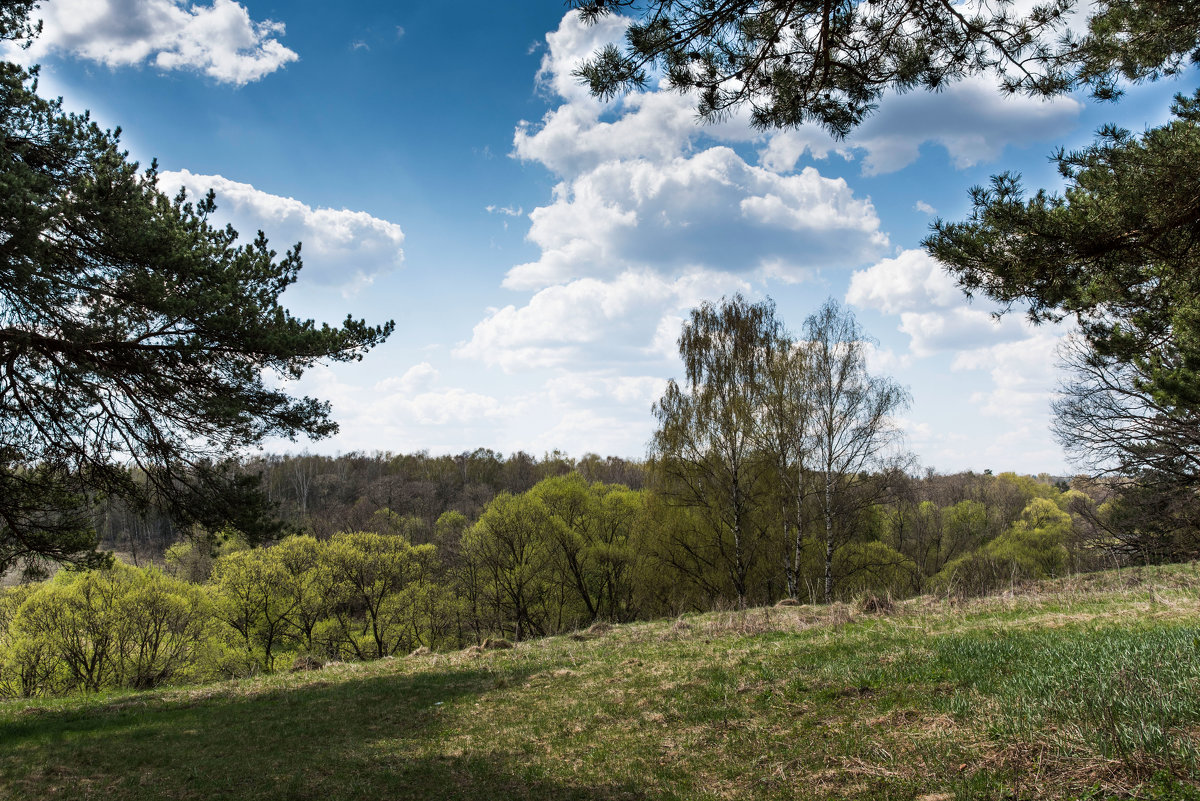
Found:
804,300 -> 910,603
1052,334 -> 1200,561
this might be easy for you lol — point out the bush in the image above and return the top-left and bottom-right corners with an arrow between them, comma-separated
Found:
4,563 -> 217,695
931,498 -> 1071,597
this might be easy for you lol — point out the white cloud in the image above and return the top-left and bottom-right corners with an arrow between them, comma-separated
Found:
952,328 -> 1066,418
914,200 -> 937,215
530,10 -> 630,107
544,373 -> 668,408
386,362 -> 439,394
456,270 -> 750,372
760,78 -> 1082,177
159,169 -> 405,294
899,307 -> 1029,357
510,146 -> 887,290
519,9 -> 1083,186
846,249 -> 960,315
24,0 -> 298,84
527,409 -> 652,458
515,88 -> 731,178
509,12 -> 889,291
846,248 -> 1071,470
270,361 -> 665,459
848,248 -> 1030,356
287,364 -> 516,451
758,128 -> 850,173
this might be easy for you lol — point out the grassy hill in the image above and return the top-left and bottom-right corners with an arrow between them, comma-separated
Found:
2,565 -> 1199,801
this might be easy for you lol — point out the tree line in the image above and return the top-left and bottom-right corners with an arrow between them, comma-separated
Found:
3,295 -> 1181,700
85,450 -> 646,571
1,466 -> 1097,699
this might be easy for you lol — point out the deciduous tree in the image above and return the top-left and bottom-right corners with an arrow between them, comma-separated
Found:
804,300 -> 909,602
651,294 -> 781,608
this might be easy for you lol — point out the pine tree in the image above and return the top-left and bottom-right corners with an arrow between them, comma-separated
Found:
0,3 -> 393,574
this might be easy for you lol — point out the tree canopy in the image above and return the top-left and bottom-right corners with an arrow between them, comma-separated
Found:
571,0 -> 1199,135
926,93 -> 1200,410
0,3 -> 393,574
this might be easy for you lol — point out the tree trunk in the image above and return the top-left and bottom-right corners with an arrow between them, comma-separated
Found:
791,459 -> 806,599
824,469 -> 834,604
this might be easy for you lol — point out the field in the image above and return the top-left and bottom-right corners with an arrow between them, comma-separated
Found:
2,565 -> 1199,800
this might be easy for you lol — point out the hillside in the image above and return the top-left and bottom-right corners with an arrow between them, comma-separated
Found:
1,566 -> 1199,801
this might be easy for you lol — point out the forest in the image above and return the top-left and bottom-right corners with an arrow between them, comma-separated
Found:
0,450 -> 1106,698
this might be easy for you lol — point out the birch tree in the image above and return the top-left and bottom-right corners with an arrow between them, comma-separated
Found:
804,300 -> 909,603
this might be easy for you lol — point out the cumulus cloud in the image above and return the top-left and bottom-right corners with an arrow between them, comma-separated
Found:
454,10 -> 1084,466
510,13 -> 888,291
848,248 -> 1030,355
759,75 -> 1083,176
456,270 -> 750,371
521,12 -> 1081,183
847,248 -> 1071,468
22,0 -> 297,84
282,364 -> 515,454
952,329 -> 1066,419
159,169 -> 405,293
509,148 -> 887,289
898,307 -> 1030,357
846,249 -> 960,315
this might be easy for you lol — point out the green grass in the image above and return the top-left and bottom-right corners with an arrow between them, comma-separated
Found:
3,564 -> 1200,800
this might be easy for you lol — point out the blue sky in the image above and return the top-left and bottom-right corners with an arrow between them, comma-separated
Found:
9,0 -> 1193,474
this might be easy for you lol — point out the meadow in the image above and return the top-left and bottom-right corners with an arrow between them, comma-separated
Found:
2,564 -> 1198,800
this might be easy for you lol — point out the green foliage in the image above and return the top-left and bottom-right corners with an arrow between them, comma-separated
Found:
933,498 -> 1073,596
2,564 -> 1199,800
928,93 -> 1200,411
1075,0 -> 1200,99
325,530 -> 436,659
928,96 -> 1200,553
652,294 -> 781,608
461,493 -> 558,641
272,535 -> 335,652
575,0 -> 1198,132
803,299 -> 910,602
211,548 -> 299,672
0,461 -> 1130,700
529,474 -> 643,623
163,525 -> 249,584
573,0 -> 1073,136
575,0 -> 1200,568
2,564 -> 216,696
831,540 -> 916,599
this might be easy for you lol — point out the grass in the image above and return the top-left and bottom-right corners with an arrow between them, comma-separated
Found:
2,564 -> 1200,800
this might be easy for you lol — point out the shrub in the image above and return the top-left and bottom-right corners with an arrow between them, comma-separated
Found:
5,564 -> 217,695
931,498 -> 1072,597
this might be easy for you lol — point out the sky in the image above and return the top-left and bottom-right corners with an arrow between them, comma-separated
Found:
6,0 -> 1193,474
